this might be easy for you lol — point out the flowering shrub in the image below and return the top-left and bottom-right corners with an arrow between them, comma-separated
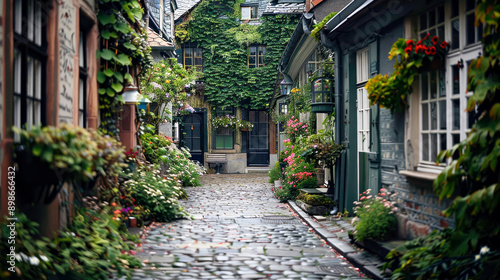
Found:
161,146 -> 205,186
352,188 -> 397,241
211,115 -> 254,131
366,34 -> 449,112
284,116 -> 309,141
123,164 -> 188,222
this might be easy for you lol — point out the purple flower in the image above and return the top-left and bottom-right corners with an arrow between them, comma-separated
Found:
151,82 -> 162,89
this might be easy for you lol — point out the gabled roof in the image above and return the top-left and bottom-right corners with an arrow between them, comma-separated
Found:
147,28 -> 175,50
263,0 -> 306,15
174,0 -> 202,21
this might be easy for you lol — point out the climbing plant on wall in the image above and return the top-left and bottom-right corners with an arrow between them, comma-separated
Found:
97,0 -> 153,137
175,0 -> 299,110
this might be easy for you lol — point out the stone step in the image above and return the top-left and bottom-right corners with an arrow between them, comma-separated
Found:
245,167 -> 270,173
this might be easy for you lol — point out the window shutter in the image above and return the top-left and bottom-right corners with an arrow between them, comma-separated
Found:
368,40 -> 380,189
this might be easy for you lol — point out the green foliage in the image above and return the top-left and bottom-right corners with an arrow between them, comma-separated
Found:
352,188 -> 397,242
122,163 -> 188,222
13,124 -> 125,184
177,0 -> 299,109
211,115 -> 254,130
140,130 -> 174,163
268,162 -> 282,183
301,129 -> 343,168
97,0 -> 153,137
140,58 -> 198,130
0,211 -> 140,279
296,192 -> 332,206
310,12 -> 337,40
366,35 -> 449,112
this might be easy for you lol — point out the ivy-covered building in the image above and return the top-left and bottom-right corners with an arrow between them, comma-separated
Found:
173,0 -> 304,173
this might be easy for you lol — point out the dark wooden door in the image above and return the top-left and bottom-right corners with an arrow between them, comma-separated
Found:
247,110 -> 269,166
182,114 -> 204,164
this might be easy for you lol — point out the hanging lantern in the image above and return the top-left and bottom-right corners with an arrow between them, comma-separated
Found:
311,77 -> 334,113
280,79 -> 293,95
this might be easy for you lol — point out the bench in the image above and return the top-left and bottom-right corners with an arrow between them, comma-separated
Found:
206,154 -> 228,174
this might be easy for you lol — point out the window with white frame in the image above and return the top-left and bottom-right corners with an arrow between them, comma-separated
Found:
356,48 -> 370,152
248,45 -> 266,68
305,50 -> 323,77
241,5 -> 258,20
14,0 -> 46,132
417,1 -> 481,170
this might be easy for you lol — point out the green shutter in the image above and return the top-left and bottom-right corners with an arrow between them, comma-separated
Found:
368,40 -> 381,190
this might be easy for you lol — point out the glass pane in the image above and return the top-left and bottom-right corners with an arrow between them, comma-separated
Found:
251,6 -> 258,19
195,48 -> 202,57
452,65 -> 459,94
258,56 -> 264,66
185,58 -> 192,66
79,79 -> 84,110
224,135 -> 233,149
467,13 -> 475,45
27,57 -> 33,97
439,100 -> 446,129
440,133 -> 446,154
34,59 -> 41,99
249,47 -> 256,55
34,101 -> 41,126
185,49 -> 192,58
35,2 -> 42,45
452,19 -> 460,49
467,98 -> 476,129
420,13 -> 427,30
249,56 -> 256,68
14,1 -> 22,34
452,99 -> 460,130
438,26 -> 445,43
430,102 -> 437,130
431,133 -> 437,161
216,136 -> 223,149
195,57 -> 202,66
451,0 -> 459,17
477,24 -> 483,42
421,73 -> 428,100
27,99 -> 33,129
452,134 -> 460,145
422,134 -> 429,161
79,32 -> 85,67
466,0 -> 475,11
437,5 -> 444,23
241,7 -> 250,19
429,10 -> 436,27
422,103 -> 429,130
27,0 -> 34,41
430,71 -> 437,99
79,111 -> 84,127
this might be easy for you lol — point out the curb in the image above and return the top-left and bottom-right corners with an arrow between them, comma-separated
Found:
288,201 -> 385,280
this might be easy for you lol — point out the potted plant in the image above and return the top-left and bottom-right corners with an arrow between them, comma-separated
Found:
211,115 -> 254,131
365,34 -> 449,112
237,120 -> 254,131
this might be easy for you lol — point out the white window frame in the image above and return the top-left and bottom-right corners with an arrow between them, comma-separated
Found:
356,48 -> 370,153
415,0 -> 483,173
241,6 -> 258,20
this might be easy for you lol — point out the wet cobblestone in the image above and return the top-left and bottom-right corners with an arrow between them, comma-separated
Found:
121,174 -> 367,279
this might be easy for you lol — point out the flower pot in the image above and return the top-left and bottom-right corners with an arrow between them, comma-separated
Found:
14,146 -> 65,204
129,217 -> 137,228
240,128 -> 249,132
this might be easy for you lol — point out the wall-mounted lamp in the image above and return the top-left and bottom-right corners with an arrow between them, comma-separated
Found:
458,58 -> 464,69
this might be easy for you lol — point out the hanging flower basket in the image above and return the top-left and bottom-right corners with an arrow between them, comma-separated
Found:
211,115 -> 254,131
366,34 -> 449,112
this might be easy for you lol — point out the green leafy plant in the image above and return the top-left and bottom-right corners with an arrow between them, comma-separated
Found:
301,130 -> 343,168
268,162 -> 282,183
296,192 -> 332,206
211,115 -> 254,131
366,35 -> 449,112
122,163 -> 188,222
352,188 -> 397,242
310,12 -> 337,40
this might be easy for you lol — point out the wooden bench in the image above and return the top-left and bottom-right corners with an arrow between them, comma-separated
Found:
206,154 -> 228,174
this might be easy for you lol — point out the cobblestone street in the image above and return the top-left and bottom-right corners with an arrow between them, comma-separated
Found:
123,174 -> 366,280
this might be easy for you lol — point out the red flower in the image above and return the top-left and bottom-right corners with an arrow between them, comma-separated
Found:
424,33 -> 430,40
425,47 -> 432,55
404,47 -> 412,54
406,39 -> 415,46
440,41 -> 449,49
429,46 -> 437,55
415,45 -> 424,54
432,36 -> 439,45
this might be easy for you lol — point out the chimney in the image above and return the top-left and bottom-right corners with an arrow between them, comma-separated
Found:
306,0 -> 311,12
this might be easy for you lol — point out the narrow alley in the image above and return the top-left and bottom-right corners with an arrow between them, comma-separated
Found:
123,174 -> 366,280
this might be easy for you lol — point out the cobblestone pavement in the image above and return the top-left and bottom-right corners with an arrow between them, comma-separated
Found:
123,174 -> 367,280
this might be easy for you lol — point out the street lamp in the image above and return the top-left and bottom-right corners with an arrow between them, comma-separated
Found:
122,84 -> 141,104
311,77 -> 334,113
280,79 -> 293,95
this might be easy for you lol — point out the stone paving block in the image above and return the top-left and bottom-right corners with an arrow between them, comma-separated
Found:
266,249 -> 302,257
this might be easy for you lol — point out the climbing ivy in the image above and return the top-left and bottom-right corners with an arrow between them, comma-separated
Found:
175,0 -> 299,110
97,0 -> 153,137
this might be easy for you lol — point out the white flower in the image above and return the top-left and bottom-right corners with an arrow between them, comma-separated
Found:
475,254 -> 481,261
29,256 -> 40,266
480,246 -> 490,255
40,255 -> 49,262
160,196 -> 165,199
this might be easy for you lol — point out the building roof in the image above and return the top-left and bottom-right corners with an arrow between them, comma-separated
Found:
174,0 -> 202,21
147,28 -> 175,50
263,1 -> 306,15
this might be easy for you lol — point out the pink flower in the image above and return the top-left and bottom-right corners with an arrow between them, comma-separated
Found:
304,166 -> 307,169
380,188 -> 387,192
305,129 -> 308,132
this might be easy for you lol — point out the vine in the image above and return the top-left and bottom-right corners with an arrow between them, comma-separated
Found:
97,0 -> 153,137
175,0 -> 299,110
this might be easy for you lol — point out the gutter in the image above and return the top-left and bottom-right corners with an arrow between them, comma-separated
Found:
278,13 -> 314,74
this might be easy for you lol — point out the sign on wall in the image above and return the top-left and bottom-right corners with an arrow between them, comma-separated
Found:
58,2 -> 76,124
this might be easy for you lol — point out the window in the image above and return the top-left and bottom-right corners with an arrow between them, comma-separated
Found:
305,50 -> 323,76
414,1 -> 481,171
79,29 -> 88,128
183,45 -> 202,71
214,107 -> 234,149
14,0 -> 46,131
241,5 -> 258,20
356,48 -> 370,152
248,45 -> 266,68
